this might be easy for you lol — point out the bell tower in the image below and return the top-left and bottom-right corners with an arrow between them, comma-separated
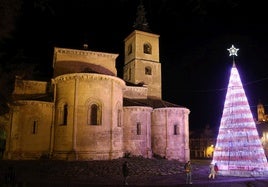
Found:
123,1 -> 161,99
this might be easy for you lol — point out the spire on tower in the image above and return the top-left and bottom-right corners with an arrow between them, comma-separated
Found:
133,0 -> 150,32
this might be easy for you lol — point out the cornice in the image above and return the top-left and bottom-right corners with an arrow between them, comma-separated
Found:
123,106 -> 153,112
53,73 -> 125,87
55,47 -> 119,60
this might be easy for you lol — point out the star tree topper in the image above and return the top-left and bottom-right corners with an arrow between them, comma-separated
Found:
227,45 -> 239,56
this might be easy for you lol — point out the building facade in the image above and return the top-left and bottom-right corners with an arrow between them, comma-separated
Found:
3,27 -> 190,162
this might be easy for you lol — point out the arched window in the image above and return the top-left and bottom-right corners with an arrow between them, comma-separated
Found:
127,44 -> 132,55
90,104 -> 98,125
137,122 -> 141,135
174,124 -> 179,135
143,43 -> 152,54
58,103 -> 68,125
145,66 -> 152,75
117,109 -> 122,127
88,103 -> 102,125
32,120 -> 38,134
63,104 -> 68,125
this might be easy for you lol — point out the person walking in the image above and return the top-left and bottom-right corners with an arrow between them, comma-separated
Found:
122,161 -> 129,185
214,163 -> 219,177
208,163 -> 216,179
184,161 -> 192,184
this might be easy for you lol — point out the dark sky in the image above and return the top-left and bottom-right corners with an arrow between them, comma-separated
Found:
1,0 -> 268,131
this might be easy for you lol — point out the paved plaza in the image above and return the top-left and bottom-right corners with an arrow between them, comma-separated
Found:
0,157 -> 268,186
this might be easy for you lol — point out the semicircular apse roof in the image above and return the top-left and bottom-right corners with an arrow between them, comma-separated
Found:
53,60 -> 116,77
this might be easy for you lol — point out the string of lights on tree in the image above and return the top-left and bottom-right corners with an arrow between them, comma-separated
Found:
212,45 -> 268,177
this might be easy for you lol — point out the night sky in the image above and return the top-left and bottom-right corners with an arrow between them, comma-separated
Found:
1,0 -> 268,131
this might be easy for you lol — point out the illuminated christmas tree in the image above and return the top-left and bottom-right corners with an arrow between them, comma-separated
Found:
212,45 -> 268,177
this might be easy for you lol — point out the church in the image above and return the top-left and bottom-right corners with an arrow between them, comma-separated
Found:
3,3 -> 190,161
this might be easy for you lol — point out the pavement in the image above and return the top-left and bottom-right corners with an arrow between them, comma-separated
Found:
0,157 -> 268,187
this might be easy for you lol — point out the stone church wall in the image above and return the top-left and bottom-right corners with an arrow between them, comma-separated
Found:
52,73 -> 125,160
3,41 -> 190,161
134,60 -> 162,99
123,86 -> 147,99
5,101 -> 53,160
13,77 -> 48,95
151,108 -> 190,162
123,106 -> 152,158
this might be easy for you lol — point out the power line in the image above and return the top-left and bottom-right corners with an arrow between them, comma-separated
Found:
179,76 -> 268,93
244,77 -> 268,86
